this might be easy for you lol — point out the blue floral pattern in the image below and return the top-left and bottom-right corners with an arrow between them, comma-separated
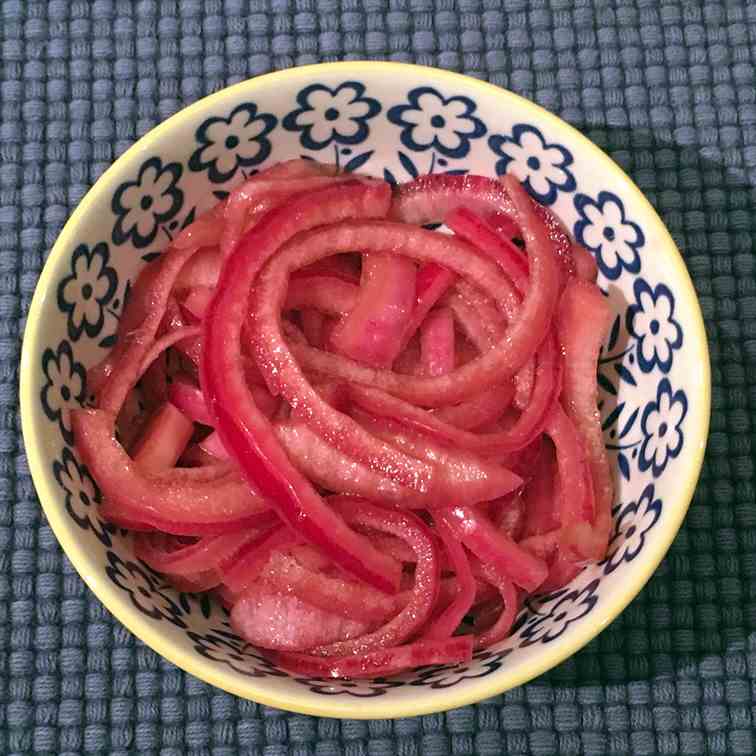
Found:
627,279 -> 683,374
295,677 -> 405,697
189,103 -> 277,184
106,551 -> 187,629
639,378 -> 688,477
112,157 -> 184,248
53,446 -> 115,547
489,124 -> 576,205
574,191 -> 644,280
40,340 -> 86,445
387,86 -> 486,160
604,484 -> 662,574
409,649 -> 513,688
514,580 -> 600,647
56,242 -> 117,342
34,80 -> 700,696
283,82 -> 380,162
189,630 -> 289,679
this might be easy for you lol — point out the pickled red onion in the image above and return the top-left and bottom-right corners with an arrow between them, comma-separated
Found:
74,165 -> 615,680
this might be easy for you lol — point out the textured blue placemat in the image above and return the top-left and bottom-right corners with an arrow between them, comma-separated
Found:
3,0 -> 755,753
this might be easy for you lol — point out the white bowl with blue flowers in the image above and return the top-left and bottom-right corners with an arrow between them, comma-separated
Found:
20,62 -> 710,719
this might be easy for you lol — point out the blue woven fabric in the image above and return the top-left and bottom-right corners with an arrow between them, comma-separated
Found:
3,0 -> 755,753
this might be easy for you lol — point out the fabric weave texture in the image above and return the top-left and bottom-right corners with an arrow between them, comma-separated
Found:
2,0 -> 755,753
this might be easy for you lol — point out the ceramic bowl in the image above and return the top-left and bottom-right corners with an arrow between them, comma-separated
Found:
20,62 -> 710,718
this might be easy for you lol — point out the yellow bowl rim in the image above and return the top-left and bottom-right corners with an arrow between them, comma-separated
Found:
20,61 -> 711,719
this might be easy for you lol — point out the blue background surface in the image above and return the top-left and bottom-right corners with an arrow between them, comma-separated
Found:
3,1 -> 755,753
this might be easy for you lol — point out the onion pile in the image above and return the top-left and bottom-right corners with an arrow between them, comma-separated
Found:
73,159 -> 614,679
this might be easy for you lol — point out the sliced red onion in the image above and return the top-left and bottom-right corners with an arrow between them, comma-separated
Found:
284,277 -> 358,317
258,550 -> 399,624
423,516 -> 475,640
271,635 -> 473,679
73,409 -> 276,534
132,402 -> 195,474
420,307 -> 455,377
280,179 -> 559,407
432,383 -> 515,431
273,421 -> 426,507
168,375 -> 214,426
348,332 -> 557,456
134,530 -> 258,575
445,206 -> 529,294
304,498 -> 439,658
231,585 -> 375,652
201,180 -> 402,594
439,504 -> 547,592
329,253 -> 417,368
557,278 -> 615,551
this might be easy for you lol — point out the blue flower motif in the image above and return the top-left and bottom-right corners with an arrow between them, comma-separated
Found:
626,279 -> 683,374
387,87 -> 486,159
488,124 -> 576,205
574,191 -> 644,280
515,579 -> 599,646
283,81 -> 381,151
56,242 -> 117,341
40,340 -> 86,445
53,446 -> 115,547
639,378 -> 688,477
296,677 -> 405,697
409,648 -> 513,688
106,551 -> 187,628
188,630 -> 289,678
112,157 -> 183,248
604,484 -> 662,574
189,102 -> 277,184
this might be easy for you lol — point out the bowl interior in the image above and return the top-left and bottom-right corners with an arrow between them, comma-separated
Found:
20,63 -> 709,718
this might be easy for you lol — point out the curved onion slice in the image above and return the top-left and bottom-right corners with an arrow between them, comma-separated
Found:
231,586 -> 375,651
306,498 -> 439,658
571,243 -> 598,282
174,247 -> 223,289
472,560 -> 519,648
284,276 -> 358,316
73,409 -> 276,534
258,550 -> 399,624
546,404 -> 594,527
391,173 -> 575,277
329,253 -> 416,368
445,206 -> 529,294
99,243 -> 207,415
280,178 -> 559,408
220,175 -> 356,258
432,382 -> 515,431
168,376 -> 214,426
420,307 -> 455,376
135,530 -> 258,575
521,441 -> 560,537
348,332 -> 558,457
271,635 -> 473,679
132,402 -> 195,474
201,180 -> 402,594
273,421 -> 426,507
221,526 -> 297,595
356,414 -> 524,505
557,278 -> 615,550
398,263 -> 457,353
423,517 -> 475,640
439,504 -> 547,592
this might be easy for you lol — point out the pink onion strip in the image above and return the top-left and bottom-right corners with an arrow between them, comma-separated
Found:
201,180 -> 402,594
